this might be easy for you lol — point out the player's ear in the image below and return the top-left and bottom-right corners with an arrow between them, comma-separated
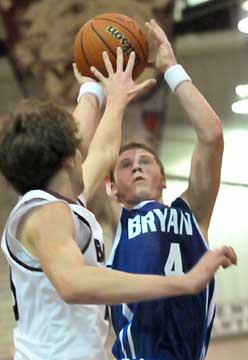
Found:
110,182 -> 120,203
105,176 -> 119,202
162,174 -> 167,189
62,155 -> 75,169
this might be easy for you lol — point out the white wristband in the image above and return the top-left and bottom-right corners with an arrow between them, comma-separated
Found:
77,82 -> 105,108
164,64 -> 191,93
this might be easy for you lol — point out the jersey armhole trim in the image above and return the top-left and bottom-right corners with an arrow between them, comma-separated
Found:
5,233 -> 42,272
73,212 -> 92,254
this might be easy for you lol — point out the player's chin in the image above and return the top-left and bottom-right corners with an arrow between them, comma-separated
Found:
134,188 -> 152,202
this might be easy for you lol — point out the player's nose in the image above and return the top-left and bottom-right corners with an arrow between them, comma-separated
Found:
132,161 -> 143,174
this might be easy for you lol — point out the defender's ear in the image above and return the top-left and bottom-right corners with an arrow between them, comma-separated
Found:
62,155 -> 74,169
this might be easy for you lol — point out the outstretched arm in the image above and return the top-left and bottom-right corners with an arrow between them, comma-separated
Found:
24,201 -> 237,305
146,19 -> 224,239
82,48 -> 156,202
72,64 -> 101,158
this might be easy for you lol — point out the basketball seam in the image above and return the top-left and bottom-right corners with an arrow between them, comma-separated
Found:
91,22 -> 117,60
93,17 -> 146,61
80,26 -> 91,68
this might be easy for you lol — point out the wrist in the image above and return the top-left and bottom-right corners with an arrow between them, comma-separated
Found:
161,58 -> 177,73
105,96 -> 126,112
164,64 -> 192,93
176,274 -> 194,295
77,82 -> 105,108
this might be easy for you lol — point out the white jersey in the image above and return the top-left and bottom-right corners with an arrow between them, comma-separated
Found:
1,190 -> 109,360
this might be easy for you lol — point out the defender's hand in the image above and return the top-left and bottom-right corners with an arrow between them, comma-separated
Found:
186,246 -> 237,294
90,47 -> 156,107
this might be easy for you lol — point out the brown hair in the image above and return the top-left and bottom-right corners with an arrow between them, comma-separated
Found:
110,142 -> 165,182
0,99 -> 81,194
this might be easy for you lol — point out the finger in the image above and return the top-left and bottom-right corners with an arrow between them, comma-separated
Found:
150,19 -> 166,37
145,21 -> 153,32
221,256 -> 233,269
73,62 -> 81,79
128,78 -> 156,99
102,51 -> 114,76
136,78 -> 157,92
221,246 -> 237,265
146,19 -> 167,44
145,23 -> 160,47
145,22 -> 157,39
229,247 -> 238,265
213,246 -> 237,269
90,66 -> 105,82
125,51 -> 136,75
116,47 -> 123,72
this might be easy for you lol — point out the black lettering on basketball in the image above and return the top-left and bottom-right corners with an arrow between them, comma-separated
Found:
115,32 -> 123,40
106,24 -> 141,65
107,25 -> 118,36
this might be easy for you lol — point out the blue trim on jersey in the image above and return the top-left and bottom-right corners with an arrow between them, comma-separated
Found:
108,198 -> 215,360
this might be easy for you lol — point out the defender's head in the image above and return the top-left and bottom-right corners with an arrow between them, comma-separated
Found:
0,99 -> 84,195
110,142 -> 166,208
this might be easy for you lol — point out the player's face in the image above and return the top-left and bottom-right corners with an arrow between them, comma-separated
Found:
112,148 -> 165,207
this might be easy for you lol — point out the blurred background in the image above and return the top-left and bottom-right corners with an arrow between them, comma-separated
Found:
0,0 -> 248,359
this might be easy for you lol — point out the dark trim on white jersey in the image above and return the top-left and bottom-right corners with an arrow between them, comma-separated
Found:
74,212 -> 92,254
5,233 -> 42,272
77,197 -> 86,208
46,190 -> 78,204
9,269 -> 19,320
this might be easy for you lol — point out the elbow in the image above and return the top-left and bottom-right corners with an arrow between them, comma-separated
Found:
56,282 -> 78,304
202,116 -> 224,148
58,287 -> 89,305
60,291 -> 104,305
52,266 -> 109,305
55,279 -> 102,305
53,274 -> 81,304
211,124 -> 224,149
212,116 -> 223,142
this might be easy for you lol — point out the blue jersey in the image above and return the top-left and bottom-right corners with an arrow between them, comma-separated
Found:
107,198 -> 215,360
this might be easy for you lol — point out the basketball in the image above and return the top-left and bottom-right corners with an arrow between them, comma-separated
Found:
74,13 -> 148,80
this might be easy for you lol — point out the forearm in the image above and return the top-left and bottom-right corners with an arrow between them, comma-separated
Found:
89,97 -> 124,162
72,94 -> 100,154
82,98 -> 125,201
174,81 -> 223,143
59,265 -> 189,305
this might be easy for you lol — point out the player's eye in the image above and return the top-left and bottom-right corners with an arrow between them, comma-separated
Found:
120,160 -> 132,168
139,157 -> 151,165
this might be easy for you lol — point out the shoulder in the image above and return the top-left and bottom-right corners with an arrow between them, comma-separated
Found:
24,200 -> 74,236
170,197 -> 192,213
17,200 -> 75,257
32,200 -> 72,219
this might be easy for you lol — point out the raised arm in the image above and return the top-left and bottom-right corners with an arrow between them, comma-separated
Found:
23,201 -> 237,305
82,48 -> 156,202
176,83 -> 223,237
72,63 -> 101,157
146,19 -> 224,238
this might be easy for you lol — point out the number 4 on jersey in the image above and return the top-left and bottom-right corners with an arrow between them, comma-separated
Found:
164,243 -> 184,275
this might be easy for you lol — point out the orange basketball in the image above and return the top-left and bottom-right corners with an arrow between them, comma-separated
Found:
74,13 -> 148,80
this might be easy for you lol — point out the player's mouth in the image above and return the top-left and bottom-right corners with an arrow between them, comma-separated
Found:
133,176 -> 146,183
